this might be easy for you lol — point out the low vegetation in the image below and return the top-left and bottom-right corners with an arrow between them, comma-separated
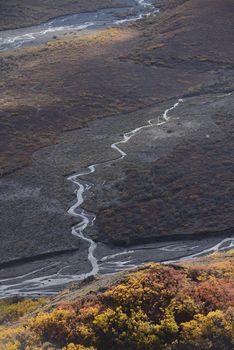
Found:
0,250 -> 233,350
97,134 -> 234,245
0,298 -> 47,325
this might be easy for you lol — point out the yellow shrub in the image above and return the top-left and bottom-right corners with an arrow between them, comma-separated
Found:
180,308 -> 234,349
94,306 -> 159,349
5,340 -> 20,350
29,309 -> 74,345
0,299 -> 47,324
168,296 -> 199,323
155,310 -> 179,344
62,344 -> 96,350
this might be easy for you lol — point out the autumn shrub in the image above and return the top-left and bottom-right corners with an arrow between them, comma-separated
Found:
93,306 -> 160,350
192,279 -> 234,312
155,309 -> 179,346
28,309 -> 74,346
62,344 -> 96,350
0,325 -> 27,350
167,295 -> 199,324
179,308 -> 234,350
0,298 -> 47,324
1,340 -> 21,350
28,305 -> 99,347
101,265 -> 189,321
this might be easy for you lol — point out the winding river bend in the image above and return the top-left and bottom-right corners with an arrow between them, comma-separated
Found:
67,97 -> 234,278
67,100 -> 184,283
0,1 -> 233,297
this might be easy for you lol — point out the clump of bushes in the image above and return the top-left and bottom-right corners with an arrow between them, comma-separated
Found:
0,298 -> 47,325
0,251 -> 233,350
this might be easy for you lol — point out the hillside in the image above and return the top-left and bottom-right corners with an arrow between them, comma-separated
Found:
0,249 -> 233,349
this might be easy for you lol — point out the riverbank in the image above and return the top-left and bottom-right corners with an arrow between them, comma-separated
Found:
0,1 -> 159,52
